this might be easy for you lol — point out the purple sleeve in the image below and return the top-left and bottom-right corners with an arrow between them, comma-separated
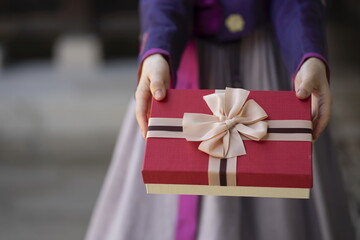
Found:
137,48 -> 176,88
295,52 -> 330,82
138,0 -> 194,87
271,0 -> 329,80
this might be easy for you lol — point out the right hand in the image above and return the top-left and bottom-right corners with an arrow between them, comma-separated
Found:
135,54 -> 170,138
294,57 -> 332,140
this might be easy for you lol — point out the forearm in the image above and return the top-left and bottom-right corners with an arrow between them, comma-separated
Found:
138,0 -> 194,87
271,0 -> 329,80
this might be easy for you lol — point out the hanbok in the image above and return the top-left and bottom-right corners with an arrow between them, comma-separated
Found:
85,27 -> 355,240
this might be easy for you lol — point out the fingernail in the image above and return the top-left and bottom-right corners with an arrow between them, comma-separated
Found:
155,90 -> 163,99
297,89 -> 308,98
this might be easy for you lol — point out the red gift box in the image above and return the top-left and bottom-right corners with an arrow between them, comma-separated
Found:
142,89 -> 312,198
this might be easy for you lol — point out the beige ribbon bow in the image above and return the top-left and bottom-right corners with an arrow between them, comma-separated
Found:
183,88 -> 268,158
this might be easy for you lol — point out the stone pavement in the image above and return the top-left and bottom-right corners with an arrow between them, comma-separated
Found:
0,27 -> 359,239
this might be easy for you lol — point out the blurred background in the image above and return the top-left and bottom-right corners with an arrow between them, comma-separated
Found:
0,0 -> 359,239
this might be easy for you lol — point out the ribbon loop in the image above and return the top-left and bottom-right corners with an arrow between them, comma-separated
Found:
183,88 -> 268,158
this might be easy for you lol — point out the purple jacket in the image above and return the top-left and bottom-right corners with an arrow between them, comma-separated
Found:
138,0 -> 329,86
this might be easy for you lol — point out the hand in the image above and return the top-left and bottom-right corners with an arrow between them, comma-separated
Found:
135,54 -> 170,138
294,57 -> 332,140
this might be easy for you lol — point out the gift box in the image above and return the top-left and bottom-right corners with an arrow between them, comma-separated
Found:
142,88 -> 312,199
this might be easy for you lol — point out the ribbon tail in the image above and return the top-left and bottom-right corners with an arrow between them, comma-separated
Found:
225,128 -> 246,158
223,131 -> 230,158
235,121 -> 268,141
198,131 -> 227,158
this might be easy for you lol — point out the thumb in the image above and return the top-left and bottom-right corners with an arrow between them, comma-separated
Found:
295,77 -> 314,99
149,74 -> 168,101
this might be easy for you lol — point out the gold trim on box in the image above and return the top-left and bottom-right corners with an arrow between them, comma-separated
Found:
146,184 -> 310,199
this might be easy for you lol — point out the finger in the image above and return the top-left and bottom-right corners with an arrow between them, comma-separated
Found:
312,92 -> 332,140
311,95 -> 320,140
149,73 -> 169,101
296,77 -> 316,99
135,81 -> 151,138
294,73 -> 302,92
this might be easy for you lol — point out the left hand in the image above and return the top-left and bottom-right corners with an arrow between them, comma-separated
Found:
135,54 -> 170,138
294,57 -> 332,140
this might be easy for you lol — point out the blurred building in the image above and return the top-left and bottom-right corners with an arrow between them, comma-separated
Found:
0,0 -> 359,64
0,0 -> 139,66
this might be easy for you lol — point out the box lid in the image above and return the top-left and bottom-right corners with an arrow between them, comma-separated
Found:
142,89 -> 312,189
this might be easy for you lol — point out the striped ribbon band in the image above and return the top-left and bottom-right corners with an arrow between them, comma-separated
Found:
147,117 -> 312,186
